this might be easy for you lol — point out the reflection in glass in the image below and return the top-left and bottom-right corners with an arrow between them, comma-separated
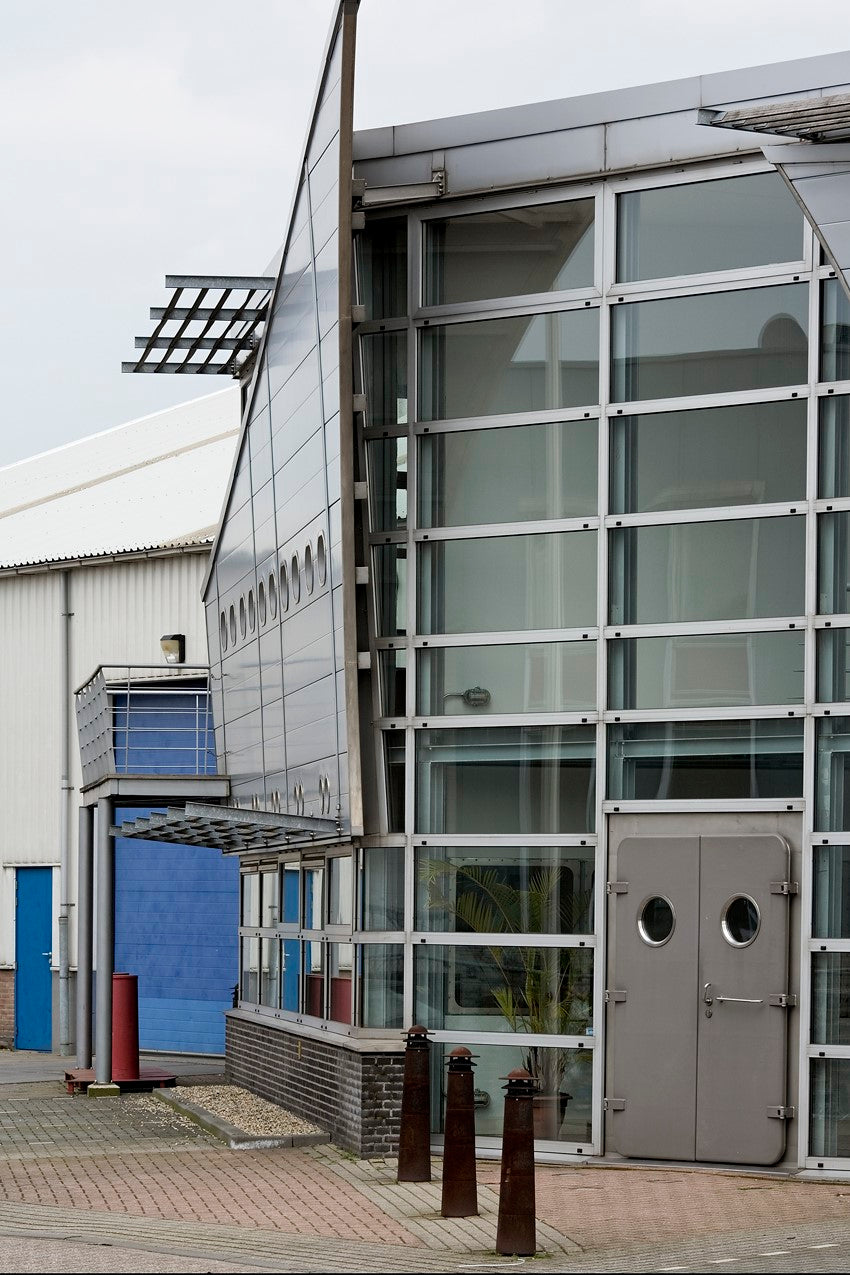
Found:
424,199 -> 594,305
616,172 -> 803,282
414,844 -> 595,934
419,309 -> 599,422
361,331 -> 407,428
816,718 -> 850,831
281,863 -> 299,924
818,513 -> 850,614
241,874 -> 259,928
260,937 -> 280,1008
260,871 -> 279,927
357,216 -> 407,320
367,437 -> 407,531
430,1040 -> 593,1143
611,284 -> 808,403
608,632 -> 804,710
303,940 -> 324,1017
812,845 -> 850,938
240,936 -> 259,1002
417,641 -> 597,715
638,897 -> 675,945
414,945 -> 593,1038
721,896 -> 760,946
328,857 -> 353,927
610,400 -> 806,514
384,730 -> 405,833
416,725 -> 596,835
379,649 -> 407,717
607,719 -> 804,801
811,953 -> 850,1045
374,544 -> 406,636
328,943 -> 353,1023
419,420 -> 597,527
419,531 -> 597,634
821,278 -> 850,383
817,629 -> 850,702
362,847 -> 404,930
810,1057 -> 850,1157
303,864 -> 324,930
609,517 -> 805,625
361,945 -> 404,1028
819,397 -> 850,499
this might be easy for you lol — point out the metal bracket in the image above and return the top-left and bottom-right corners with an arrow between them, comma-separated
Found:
604,1097 -> 626,1111
770,880 -> 799,895
605,989 -> 627,1003
769,993 -> 798,1008
766,1105 -> 795,1120
607,881 -> 629,894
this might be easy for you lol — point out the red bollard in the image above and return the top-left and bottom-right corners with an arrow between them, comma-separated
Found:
496,1068 -> 537,1256
441,1046 -> 478,1217
111,973 -> 140,1082
397,1025 -> 431,1182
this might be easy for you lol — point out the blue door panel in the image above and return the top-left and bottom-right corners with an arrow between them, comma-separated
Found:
15,868 -> 52,1051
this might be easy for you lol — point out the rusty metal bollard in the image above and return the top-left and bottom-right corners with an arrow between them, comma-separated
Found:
496,1068 -> 537,1256
397,1025 -> 431,1182
441,1046 -> 478,1217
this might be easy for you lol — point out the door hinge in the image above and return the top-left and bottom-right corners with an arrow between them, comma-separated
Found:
766,1105 -> 795,1120
604,1097 -> 626,1111
605,989 -> 628,1003
768,993 -> 797,1008
769,880 -> 799,895
607,880 -> 629,895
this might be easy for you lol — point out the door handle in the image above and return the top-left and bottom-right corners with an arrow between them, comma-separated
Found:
41,951 -> 52,959
703,982 -> 713,1006
716,995 -> 763,1004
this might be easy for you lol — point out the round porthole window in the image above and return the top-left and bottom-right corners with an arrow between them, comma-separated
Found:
258,579 -> 267,626
304,542 -> 314,594
291,553 -> 301,604
721,895 -> 760,947
637,895 -> 675,947
239,595 -> 247,638
279,561 -> 289,612
229,604 -> 237,645
269,570 -> 278,619
220,611 -> 228,652
248,589 -> 256,632
316,533 -> 327,586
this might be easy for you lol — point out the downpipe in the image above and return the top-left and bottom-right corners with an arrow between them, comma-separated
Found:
58,570 -> 73,1056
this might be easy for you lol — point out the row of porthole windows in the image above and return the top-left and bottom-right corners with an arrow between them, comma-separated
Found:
219,532 -> 328,652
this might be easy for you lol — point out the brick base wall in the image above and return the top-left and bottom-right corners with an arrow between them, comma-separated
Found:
225,1013 -> 404,1156
0,971 -> 14,1048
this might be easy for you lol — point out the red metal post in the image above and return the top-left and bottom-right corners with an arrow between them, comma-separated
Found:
397,1024 -> 431,1182
441,1046 -> 478,1217
496,1068 -> 537,1256
111,972 -> 140,1082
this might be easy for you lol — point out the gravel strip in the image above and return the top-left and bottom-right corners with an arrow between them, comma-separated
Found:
173,1085 -> 324,1138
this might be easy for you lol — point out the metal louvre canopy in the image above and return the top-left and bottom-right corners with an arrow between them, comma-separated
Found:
112,801 -> 341,853
699,92 -> 850,141
124,275 -> 275,379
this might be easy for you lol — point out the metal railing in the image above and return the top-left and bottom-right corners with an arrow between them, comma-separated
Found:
75,664 -> 217,788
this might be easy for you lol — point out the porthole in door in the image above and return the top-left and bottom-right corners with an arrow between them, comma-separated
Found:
637,895 -> 675,947
721,894 -> 760,947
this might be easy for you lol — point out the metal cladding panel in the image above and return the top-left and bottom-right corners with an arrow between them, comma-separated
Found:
204,0 -> 361,829
763,143 -> 850,296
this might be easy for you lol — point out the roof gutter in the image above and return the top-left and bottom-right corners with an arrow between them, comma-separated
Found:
0,540 -> 211,580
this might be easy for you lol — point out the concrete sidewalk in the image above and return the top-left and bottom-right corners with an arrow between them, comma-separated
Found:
0,1049 -> 224,1086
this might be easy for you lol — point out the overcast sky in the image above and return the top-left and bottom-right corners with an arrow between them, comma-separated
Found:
1,0 -> 848,467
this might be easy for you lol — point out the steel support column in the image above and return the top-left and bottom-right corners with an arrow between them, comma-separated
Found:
94,797 -> 114,1084
75,804 -> 94,1069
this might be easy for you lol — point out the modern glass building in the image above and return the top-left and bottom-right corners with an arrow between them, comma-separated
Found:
114,4 -> 850,1168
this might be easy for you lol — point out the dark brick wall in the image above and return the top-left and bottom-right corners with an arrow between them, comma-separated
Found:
0,971 -> 13,1048
225,1013 -> 404,1156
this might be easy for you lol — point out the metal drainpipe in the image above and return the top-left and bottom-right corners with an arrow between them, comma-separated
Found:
58,569 -> 73,1055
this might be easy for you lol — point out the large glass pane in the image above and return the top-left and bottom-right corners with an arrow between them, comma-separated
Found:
616,173 -> 803,282
810,1058 -> 850,1158
328,856 -> 352,927
818,396 -> 850,499
240,936 -> 259,1003
328,943 -> 353,1023
419,309 -> 599,422
361,847 -> 404,930
609,632 -> 805,710
414,944 -> 593,1037
610,400 -> 806,514
611,284 -> 808,403
374,544 -> 406,636
417,641 -> 597,715
419,420 -> 597,527
282,937 -> 299,1012
607,719 -> 804,801
818,512 -> 850,614
811,953 -> 850,1045
424,200 -> 594,305
260,870 -> 279,927
281,863 -> 299,925
303,864 -> 324,930
367,437 -> 407,531
378,649 -> 407,717
821,277 -> 850,383
241,874 -> 259,928
357,216 -> 407,320
609,517 -> 805,625
415,845 -> 595,934
430,1040 -> 593,1143
362,331 -> 407,428
419,531 -> 597,634
260,937 -> 280,1009
303,940 -> 325,1017
361,945 -> 404,1028
817,629 -> 850,702
817,717 -> 850,831
416,725 -> 596,835
813,845 -> 850,938
384,729 -> 406,833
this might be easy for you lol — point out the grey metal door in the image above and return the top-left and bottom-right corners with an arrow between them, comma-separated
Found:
607,833 -> 791,1165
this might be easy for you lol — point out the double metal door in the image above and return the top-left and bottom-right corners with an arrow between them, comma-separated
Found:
606,833 -> 792,1165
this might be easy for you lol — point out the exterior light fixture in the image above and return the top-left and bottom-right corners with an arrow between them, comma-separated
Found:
160,633 -> 185,665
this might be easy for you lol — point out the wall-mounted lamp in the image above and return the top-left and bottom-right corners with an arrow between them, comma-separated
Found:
160,633 -> 185,665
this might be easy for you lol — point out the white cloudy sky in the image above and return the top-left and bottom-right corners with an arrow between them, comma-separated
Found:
0,0 -> 848,465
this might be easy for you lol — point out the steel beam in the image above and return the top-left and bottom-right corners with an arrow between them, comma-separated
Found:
164,274 -> 275,290
75,805 -> 94,1070
149,306 -> 268,321
94,797 -> 114,1085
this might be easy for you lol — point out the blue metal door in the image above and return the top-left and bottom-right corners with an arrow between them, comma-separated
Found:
15,868 -> 53,1051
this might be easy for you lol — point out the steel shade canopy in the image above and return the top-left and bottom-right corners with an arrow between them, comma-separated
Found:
699,92 -> 850,142
112,801 -> 341,854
